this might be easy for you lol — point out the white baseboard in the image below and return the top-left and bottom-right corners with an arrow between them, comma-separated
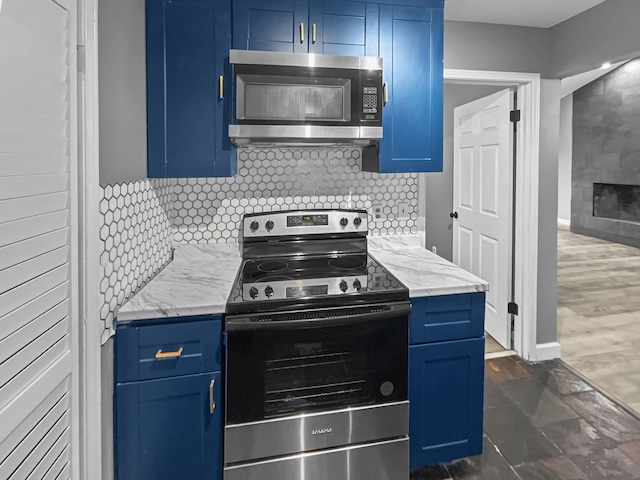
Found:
535,342 -> 561,361
557,218 -> 570,226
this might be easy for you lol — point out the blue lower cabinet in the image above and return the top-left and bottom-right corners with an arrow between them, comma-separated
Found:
410,293 -> 485,344
115,371 -> 223,480
409,337 -> 484,468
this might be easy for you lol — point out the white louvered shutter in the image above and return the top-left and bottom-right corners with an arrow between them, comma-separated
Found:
0,0 -> 78,478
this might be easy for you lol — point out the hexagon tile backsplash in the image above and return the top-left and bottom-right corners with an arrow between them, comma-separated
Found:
172,148 -> 418,243
99,178 -> 174,341
99,148 -> 419,340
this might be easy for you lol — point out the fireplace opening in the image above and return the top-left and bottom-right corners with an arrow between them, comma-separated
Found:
593,183 -> 640,222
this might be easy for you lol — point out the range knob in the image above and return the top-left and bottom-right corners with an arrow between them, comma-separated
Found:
339,217 -> 349,227
339,280 -> 348,292
353,217 -> 362,227
265,220 -> 275,231
249,286 -> 259,299
353,279 -> 362,291
264,285 -> 274,298
249,221 -> 259,232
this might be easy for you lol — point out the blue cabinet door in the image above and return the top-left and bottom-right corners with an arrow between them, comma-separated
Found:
233,0 -> 377,55
308,0 -> 378,56
409,337 -> 484,468
116,371 -> 222,480
147,0 -> 234,178
378,3 -> 443,173
233,0 -> 309,52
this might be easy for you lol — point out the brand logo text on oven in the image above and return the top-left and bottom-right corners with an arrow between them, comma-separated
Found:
311,427 -> 333,435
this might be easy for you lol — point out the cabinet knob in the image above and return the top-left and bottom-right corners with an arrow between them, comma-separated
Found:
312,23 -> 317,43
300,23 -> 305,43
219,76 -> 224,100
383,83 -> 389,106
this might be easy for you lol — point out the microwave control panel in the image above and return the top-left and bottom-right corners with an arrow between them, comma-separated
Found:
362,87 -> 378,120
361,82 -> 381,122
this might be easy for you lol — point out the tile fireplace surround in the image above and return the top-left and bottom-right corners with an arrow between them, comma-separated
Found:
571,59 -> 640,247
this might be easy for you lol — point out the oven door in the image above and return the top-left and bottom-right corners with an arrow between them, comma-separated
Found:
224,302 -> 409,465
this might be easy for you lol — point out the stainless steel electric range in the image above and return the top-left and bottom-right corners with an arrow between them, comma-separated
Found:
224,209 -> 411,480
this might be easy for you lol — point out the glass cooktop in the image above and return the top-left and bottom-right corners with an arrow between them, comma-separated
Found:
226,253 -> 408,314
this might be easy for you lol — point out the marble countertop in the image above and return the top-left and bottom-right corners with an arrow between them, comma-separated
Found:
116,243 -> 242,322
368,235 -> 489,297
116,235 -> 488,322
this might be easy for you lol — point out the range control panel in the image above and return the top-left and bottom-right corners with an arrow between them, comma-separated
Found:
243,274 -> 368,301
243,210 -> 368,238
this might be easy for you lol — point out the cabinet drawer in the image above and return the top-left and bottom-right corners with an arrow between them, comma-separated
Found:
116,317 -> 223,383
410,293 -> 484,345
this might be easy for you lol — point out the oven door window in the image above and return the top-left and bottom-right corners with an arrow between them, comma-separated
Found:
226,316 -> 408,425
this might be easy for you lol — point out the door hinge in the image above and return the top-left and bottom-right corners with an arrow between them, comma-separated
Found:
508,302 -> 519,316
510,109 -> 521,123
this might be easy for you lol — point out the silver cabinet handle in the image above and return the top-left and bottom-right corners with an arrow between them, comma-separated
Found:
209,379 -> 216,414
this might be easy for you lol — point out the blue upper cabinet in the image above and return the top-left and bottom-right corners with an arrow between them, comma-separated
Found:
308,0 -> 378,56
146,0 -> 235,178
377,2 -> 443,173
233,0 -> 444,173
233,0 -> 378,56
233,0 -> 309,52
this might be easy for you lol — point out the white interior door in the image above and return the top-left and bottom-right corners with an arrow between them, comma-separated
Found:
453,89 -> 513,348
0,0 -> 78,477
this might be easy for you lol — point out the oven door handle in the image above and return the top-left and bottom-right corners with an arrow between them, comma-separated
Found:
225,302 -> 411,331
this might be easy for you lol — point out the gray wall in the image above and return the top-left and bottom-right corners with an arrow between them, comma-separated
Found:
549,0 -> 640,78
444,21 -> 550,75
536,79 -> 561,345
426,84 -> 503,262
558,95 -> 573,223
99,0 -> 148,185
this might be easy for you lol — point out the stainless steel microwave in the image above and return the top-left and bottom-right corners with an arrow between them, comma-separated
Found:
228,50 -> 383,146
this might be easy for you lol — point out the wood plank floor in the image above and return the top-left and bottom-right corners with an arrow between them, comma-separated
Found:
557,224 -> 640,415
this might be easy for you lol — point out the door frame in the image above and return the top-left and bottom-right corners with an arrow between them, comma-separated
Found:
77,0 -> 104,478
422,69 -> 541,361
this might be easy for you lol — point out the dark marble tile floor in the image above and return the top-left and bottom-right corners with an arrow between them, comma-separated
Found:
410,356 -> 640,480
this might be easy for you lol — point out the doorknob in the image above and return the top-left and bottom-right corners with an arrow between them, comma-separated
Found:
450,212 -> 458,219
